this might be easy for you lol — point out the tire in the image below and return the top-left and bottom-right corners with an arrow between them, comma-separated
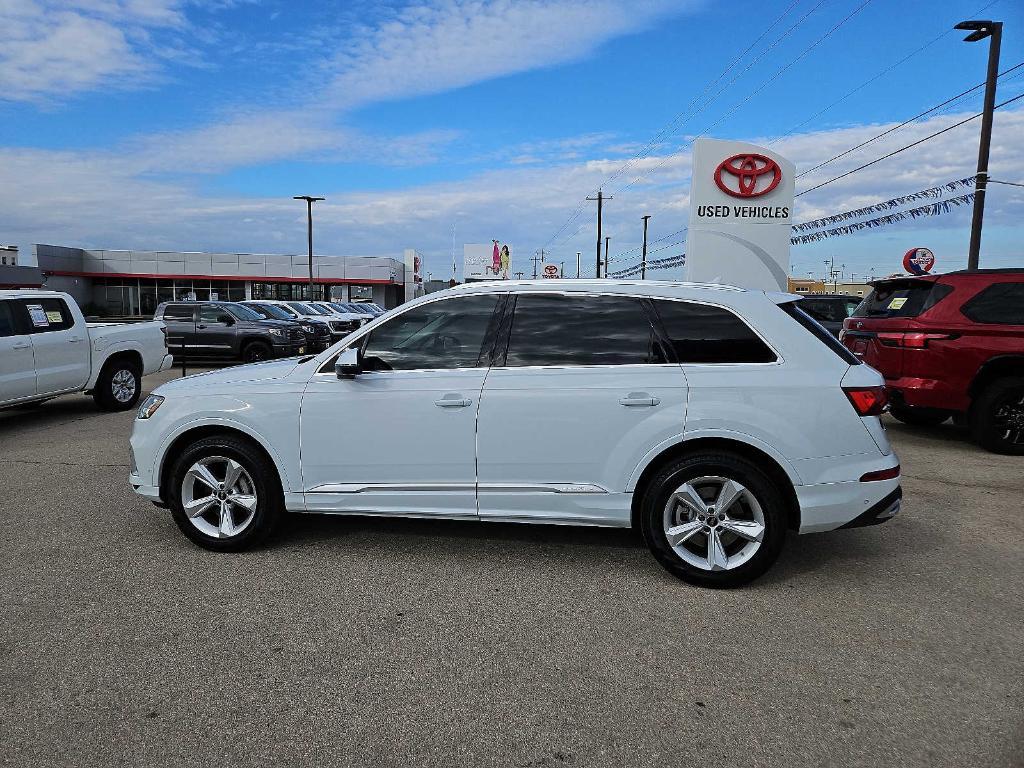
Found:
969,376 -> 1024,455
92,359 -> 142,411
167,435 -> 284,551
889,403 -> 951,427
241,340 -> 273,364
639,452 -> 788,588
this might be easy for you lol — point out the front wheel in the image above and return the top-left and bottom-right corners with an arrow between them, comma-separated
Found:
640,452 -> 788,588
93,360 -> 141,411
167,435 -> 284,551
970,376 -> 1024,455
241,341 -> 272,364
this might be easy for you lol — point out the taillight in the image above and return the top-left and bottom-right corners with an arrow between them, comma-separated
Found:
876,332 -> 956,349
860,465 -> 900,482
843,385 -> 888,416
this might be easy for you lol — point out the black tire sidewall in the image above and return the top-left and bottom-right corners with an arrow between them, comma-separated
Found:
889,404 -> 950,426
167,436 -> 283,551
971,376 -> 1024,455
242,342 -> 272,364
641,452 -> 787,588
94,361 -> 141,411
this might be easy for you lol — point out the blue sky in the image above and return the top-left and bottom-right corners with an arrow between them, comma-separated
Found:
2,0 -> 1023,281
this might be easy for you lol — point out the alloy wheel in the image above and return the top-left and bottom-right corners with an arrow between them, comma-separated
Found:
180,456 -> 258,539
993,390 -> 1024,446
662,475 -> 766,572
111,369 -> 137,403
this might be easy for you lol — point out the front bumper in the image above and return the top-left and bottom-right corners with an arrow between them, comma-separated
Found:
271,341 -> 306,357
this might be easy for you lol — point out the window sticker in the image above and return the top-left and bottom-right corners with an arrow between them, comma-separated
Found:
887,297 -> 908,310
26,304 -> 49,327
45,310 -> 63,323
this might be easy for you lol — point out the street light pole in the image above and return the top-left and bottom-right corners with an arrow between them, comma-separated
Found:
294,195 -> 325,297
603,236 -> 611,279
640,214 -> 651,280
576,252 -> 581,279
956,19 -> 1003,270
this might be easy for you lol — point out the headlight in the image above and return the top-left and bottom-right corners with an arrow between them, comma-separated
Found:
301,324 -> 315,333
268,328 -> 285,337
137,394 -> 164,420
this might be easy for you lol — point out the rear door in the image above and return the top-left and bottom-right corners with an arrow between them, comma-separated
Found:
161,304 -> 197,358
0,299 -> 36,403
16,297 -> 90,395
475,292 -> 688,526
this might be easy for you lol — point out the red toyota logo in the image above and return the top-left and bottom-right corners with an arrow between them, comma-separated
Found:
714,153 -> 782,198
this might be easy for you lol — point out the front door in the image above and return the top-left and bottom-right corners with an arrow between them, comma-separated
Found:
299,293 -> 503,517
197,305 -> 237,357
16,298 -> 90,396
0,300 -> 36,404
476,293 -> 689,526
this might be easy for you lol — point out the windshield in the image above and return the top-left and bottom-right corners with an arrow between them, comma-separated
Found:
287,302 -> 322,315
223,302 -> 263,321
852,280 -> 952,319
247,302 -> 292,320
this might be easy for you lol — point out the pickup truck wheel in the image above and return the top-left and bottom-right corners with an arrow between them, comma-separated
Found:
242,341 -> 272,364
889,404 -> 951,427
92,360 -> 142,411
970,376 -> 1024,455
640,452 -> 787,588
168,436 -> 283,551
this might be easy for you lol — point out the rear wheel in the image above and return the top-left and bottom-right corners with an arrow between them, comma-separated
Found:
168,435 -> 283,551
93,359 -> 142,411
889,403 -> 951,427
640,452 -> 788,588
970,376 -> 1024,455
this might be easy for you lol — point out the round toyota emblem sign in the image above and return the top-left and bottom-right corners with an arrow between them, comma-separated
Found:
542,264 -> 559,278
903,247 -> 935,275
714,153 -> 782,198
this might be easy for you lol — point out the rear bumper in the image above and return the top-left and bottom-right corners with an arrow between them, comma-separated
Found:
796,475 -> 901,533
884,376 -> 968,411
158,353 -> 174,372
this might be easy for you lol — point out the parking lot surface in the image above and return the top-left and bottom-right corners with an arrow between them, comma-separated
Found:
1,368 -> 1021,768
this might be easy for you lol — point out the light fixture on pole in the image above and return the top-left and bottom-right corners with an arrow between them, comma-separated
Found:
294,195 -> 325,296
955,19 -> 1002,270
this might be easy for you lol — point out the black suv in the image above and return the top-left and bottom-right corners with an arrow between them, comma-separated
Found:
797,293 -> 862,337
242,300 -> 333,352
155,301 -> 306,363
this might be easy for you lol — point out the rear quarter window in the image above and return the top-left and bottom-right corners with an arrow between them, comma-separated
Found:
651,299 -> 776,364
162,304 -> 196,320
780,301 -> 860,365
961,282 -> 1024,325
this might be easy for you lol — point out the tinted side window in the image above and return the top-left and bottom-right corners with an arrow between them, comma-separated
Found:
504,294 -> 665,367
163,304 -> 195,321
361,294 -> 500,371
801,298 -> 847,324
652,299 -> 776,364
20,298 -> 74,334
961,282 -> 1024,325
0,301 -> 18,337
200,306 -> 231,324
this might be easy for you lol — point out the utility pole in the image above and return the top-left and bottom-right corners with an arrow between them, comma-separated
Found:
531,249 -> 545,279
293,195 -> 325,297
604,236 -> 611,279
576,252 -> 581,279
560,261 -> 565,277
587,188 -> 611,278
955,19 -> 1002,270
640,214 -> 651,280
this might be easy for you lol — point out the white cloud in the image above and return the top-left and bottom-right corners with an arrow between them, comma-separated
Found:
0,0 -> 189,102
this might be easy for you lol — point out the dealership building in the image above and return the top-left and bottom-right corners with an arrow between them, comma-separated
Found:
33,244 -> 424,317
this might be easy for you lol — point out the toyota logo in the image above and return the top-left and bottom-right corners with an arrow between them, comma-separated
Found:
714,153 -> 782,198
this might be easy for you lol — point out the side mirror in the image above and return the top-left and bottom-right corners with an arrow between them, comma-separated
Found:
336,346 -> 362,379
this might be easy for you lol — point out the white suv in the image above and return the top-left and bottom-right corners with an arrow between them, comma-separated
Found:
129,280 -> 900,587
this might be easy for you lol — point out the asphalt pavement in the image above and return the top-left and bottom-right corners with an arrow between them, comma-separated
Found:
1,368 -> 1021,767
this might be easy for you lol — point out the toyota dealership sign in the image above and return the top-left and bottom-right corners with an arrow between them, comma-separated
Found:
686,138 -> 795,291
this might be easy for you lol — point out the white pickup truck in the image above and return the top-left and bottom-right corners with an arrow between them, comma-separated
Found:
0,290 -> 173,411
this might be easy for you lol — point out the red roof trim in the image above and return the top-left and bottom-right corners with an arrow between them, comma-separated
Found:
42,270 -> 397,285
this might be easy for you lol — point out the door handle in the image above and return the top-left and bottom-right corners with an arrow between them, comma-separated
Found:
67,337 -> 83,343
12,342 -> 31,350
434,394 -> 473,408
619,392 -> 660,407
197,324 -> 208,329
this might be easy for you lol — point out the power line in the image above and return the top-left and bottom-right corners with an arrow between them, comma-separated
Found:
796,61 -> 1024,179
988,178 -> 1024,188
796,90 -> 1024,198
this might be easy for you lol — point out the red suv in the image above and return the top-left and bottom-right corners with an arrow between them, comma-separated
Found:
841,269 -> 1024,454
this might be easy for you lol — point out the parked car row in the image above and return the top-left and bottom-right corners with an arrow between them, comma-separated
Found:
153,299 -> 379,363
